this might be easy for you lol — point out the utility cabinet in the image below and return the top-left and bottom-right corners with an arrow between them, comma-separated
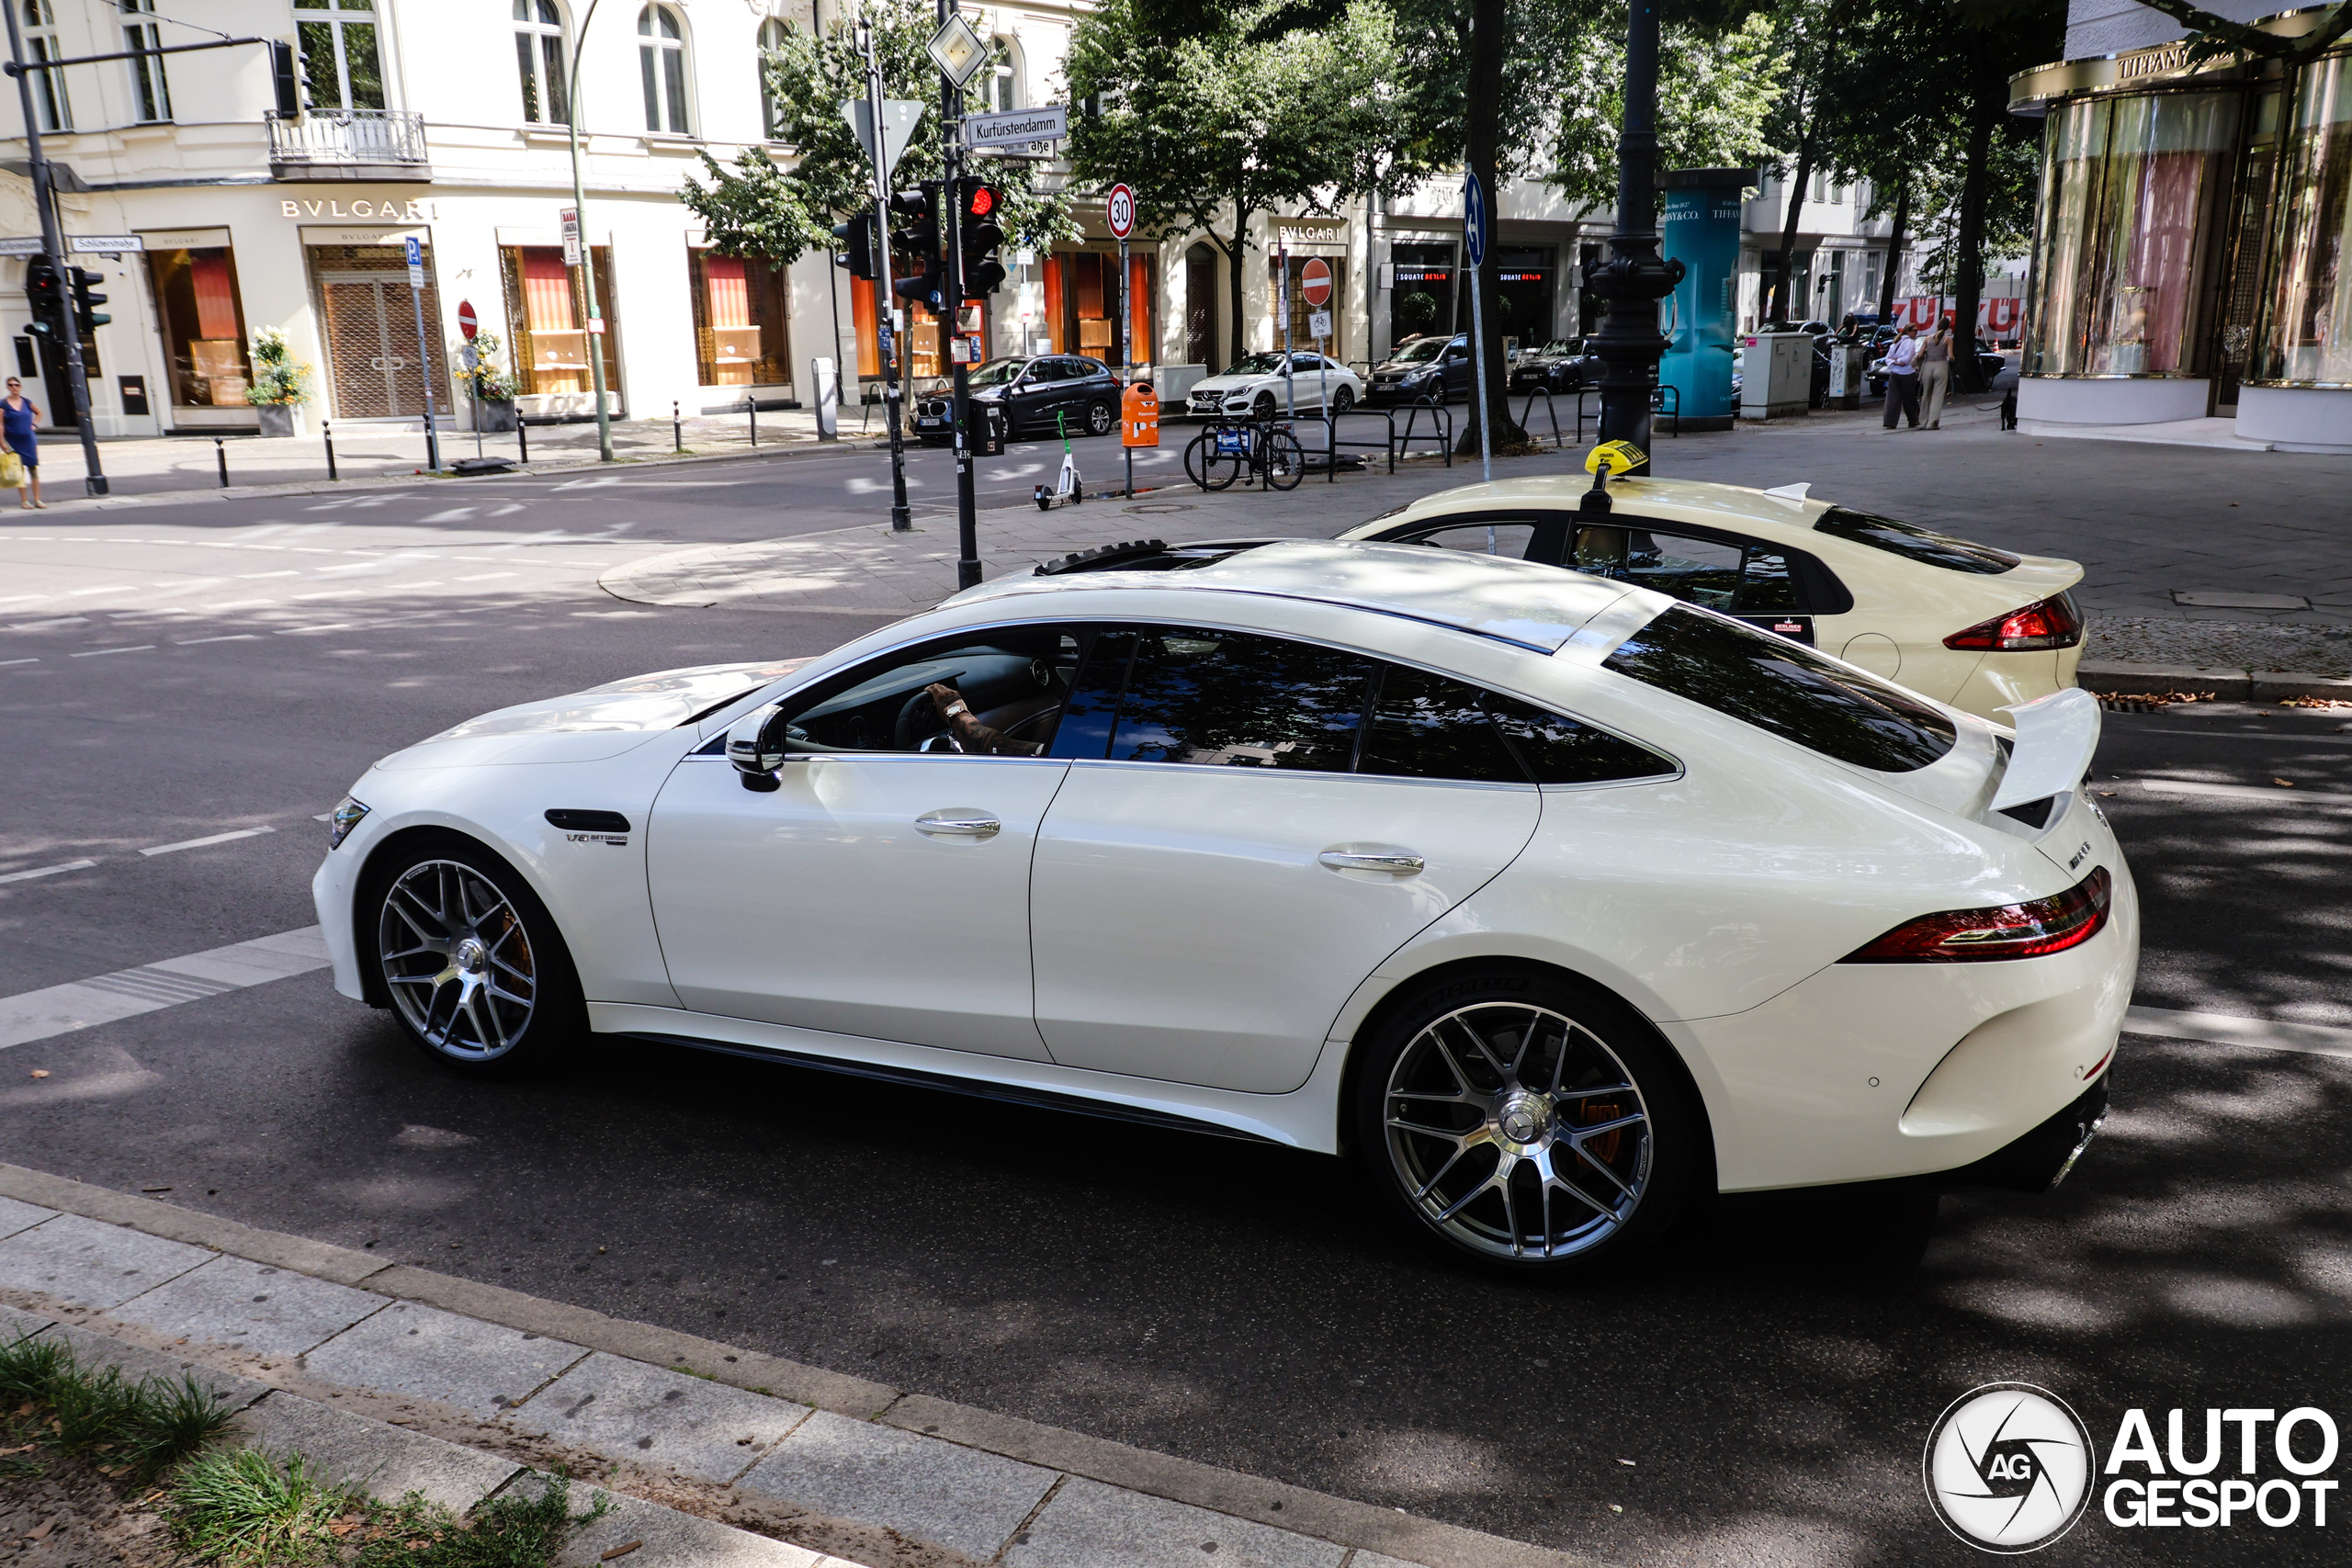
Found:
1739,331 -> 1812,420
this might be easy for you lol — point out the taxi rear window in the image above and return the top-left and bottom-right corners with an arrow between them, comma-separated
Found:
1812,508 -> 2020,573
1601,605 -> 1956,773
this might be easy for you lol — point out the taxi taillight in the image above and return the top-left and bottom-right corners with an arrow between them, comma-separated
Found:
1842,867 -> 2112,963
1943,593 -> 2083,651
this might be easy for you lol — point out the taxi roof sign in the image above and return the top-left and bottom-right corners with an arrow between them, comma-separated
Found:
1584,440 -> 1645,477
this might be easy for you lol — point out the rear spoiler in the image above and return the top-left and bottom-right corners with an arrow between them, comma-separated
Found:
1991,687 -> 2101,810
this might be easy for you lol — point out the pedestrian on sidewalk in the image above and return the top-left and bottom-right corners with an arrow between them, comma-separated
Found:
1920,316 -> 1954,429
1881,325 -> 1922,431
3,378 -> 44,508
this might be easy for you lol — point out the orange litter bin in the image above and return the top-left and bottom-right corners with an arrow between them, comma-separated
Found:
1120,382 -> 1158,498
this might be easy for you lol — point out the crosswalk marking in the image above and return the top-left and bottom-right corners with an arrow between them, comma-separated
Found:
0,927 -> 330,1050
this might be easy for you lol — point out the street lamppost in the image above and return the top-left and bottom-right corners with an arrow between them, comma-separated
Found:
1583,0 -> 1681,474
565,0 -> 616,463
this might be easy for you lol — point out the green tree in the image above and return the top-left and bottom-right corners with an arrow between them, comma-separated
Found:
1067,0 -> 1403,368
680,0 -> 1069,267
1548,10 -> 1784,211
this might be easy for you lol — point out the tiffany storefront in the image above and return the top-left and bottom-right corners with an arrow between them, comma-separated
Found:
2011,22 -> 2352,451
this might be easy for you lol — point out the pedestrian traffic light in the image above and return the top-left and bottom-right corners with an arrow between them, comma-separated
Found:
269,39 -> 306,119
23,255 -> 64,345
956,178 -> 1006,299
889,186 -> 942,308
68,267 -> 108,334
831,212 -> 877,280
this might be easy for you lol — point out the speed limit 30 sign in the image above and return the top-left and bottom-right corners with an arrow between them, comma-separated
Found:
1106,183 -> 1135,240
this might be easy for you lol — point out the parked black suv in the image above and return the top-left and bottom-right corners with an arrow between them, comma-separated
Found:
1364,334 -> 1471,405
914,355 -> 1121,446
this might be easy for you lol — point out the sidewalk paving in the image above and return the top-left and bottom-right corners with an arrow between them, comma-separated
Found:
0,1166 -> 1586,1568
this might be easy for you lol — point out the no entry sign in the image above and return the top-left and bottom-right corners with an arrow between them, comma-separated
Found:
457,299 -> 479,340
1299,257 -> 1332,308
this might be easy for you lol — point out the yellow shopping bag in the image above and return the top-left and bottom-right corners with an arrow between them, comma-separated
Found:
0,450 -> 24,490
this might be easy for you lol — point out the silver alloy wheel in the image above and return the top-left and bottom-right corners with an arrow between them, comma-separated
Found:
378,859 -> 538,1060
1384,1002 -> 1651,1260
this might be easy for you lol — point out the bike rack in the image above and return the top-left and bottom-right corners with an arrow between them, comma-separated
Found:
1573,383 -> 1682,444
1513,388 -> 1566,449
1389,397 -> 1455,468
1314,407 -> 1423,481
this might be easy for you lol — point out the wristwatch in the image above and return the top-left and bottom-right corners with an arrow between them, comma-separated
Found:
943,699 -> 970,719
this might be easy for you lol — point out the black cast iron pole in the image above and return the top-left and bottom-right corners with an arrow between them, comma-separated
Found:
1583,0 -> 1681,476
941,0 -> 979,589
4,2 -> 107,494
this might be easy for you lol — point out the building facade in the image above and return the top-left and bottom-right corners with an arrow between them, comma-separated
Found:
2011,0 -> 2352,450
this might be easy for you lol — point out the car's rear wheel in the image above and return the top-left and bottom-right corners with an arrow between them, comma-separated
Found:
1086,400 -> 1114,436
365,840 -> 582,1077
1354,968 -> 1698,1275
1331,386 -> 1355,414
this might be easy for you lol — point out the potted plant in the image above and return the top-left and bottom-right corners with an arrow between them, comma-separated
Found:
247,327 -> 312,437
458,331 -> 519,432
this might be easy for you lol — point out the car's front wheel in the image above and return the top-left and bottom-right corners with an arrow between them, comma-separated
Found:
1354,968 -> 1699,1275
363,839 -> 582,1077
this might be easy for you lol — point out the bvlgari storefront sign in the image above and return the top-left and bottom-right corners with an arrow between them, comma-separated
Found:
277,197 -> 439,222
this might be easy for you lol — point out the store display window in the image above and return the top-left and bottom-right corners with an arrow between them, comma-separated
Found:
498,244 -> 619,394
1041,251 -> 1152,367
146,245 -> 250,407
2253,54 -> 2352,386
1389,243 -> 1454,344
689,249 -> 789,385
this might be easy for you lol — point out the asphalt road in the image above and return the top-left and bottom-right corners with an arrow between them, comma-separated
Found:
4,423 -> 2350,1565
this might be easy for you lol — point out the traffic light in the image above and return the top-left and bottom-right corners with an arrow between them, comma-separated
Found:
889,185 -> 942,308
831,212 -> 877,280
68,267 -> 108,334
269,39 -> 306,119
23,255 -> 64,346
956,178 -> 1006,299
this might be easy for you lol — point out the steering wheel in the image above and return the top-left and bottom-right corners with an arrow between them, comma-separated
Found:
894,687 -> 953,750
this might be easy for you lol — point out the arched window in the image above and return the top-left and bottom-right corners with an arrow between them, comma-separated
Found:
22,0 -> 70,131
291,0 -> 387,112
757,17 -> 788,141
982,37 -> 1018,114
514,0 -> 569,125
637,4 -> 690,135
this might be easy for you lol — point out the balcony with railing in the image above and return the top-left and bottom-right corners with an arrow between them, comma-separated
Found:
266,109 -> 430,182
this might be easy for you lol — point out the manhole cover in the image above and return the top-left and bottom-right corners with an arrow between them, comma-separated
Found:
1126,502 -> 1195,514
2172,591 -> 2311,610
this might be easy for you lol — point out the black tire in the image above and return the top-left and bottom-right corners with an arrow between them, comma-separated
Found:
1085,400 -> 1114,437
1183,433 -> 1242,491
1352,966 -> 1701,1276
1261,429 -> 1306,491
1331,386 -> 1355,414
360,836 -> 583,1079
1252,391 -> 1278,421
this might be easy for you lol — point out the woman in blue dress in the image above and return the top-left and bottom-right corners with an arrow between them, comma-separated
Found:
2,377 -> 43,509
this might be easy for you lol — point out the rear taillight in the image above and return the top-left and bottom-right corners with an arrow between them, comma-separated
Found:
1943,592 -> 2083,651
1843,866 -> 2111,963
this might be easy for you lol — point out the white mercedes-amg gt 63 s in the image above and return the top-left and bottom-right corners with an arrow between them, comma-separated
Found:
315,542 -> 2134,1275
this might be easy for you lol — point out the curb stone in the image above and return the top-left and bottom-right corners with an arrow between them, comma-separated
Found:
0,1164 -> 1607,1568
2077,660 -> 2352,702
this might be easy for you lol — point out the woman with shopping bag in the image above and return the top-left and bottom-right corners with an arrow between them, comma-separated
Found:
2,377 -> 44,509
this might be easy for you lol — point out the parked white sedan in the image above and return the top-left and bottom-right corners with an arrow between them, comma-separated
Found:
1183,353 -> 1363,420
316,543 -> 2132,1274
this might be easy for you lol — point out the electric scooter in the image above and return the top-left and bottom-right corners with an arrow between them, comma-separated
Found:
1034,410 -> 1083,511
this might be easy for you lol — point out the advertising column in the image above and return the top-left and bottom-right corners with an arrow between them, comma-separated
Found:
1658,168 -> 1748,432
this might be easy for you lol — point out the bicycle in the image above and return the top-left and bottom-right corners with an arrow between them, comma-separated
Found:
1183,417 -> 1306,492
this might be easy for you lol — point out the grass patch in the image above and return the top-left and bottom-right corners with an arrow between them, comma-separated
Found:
0,1332 -> 233,1483
167,1453 -> 608,1567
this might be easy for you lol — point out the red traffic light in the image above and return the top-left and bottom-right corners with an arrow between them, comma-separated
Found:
966,185 -> 996,219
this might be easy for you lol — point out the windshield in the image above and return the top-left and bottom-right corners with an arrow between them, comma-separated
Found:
966,358 -> 1028,389
1602,604 -> 1958,773
1388,340 -> 1447,365
1221,354 -> 1291,377
1813,507 -> 2020,574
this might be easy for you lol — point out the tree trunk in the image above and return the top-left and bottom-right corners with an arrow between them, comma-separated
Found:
1457,0 -> 1523,455
1768,131 -> 1816,326
1876,178 -> 1909,324
1219,209 -> 1250,371
1950,107 -> 1995,392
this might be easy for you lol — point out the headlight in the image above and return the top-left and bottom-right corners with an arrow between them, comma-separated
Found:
328,796 -> 369,850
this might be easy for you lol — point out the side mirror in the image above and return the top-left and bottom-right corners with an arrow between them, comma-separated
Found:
727,702 -> 786,792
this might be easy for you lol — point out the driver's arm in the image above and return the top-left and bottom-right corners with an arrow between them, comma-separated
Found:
926,682 -> 1042,756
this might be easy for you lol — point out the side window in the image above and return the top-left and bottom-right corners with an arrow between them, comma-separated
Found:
1736,547 -> 1799,614
1574,525 -> 1802,615
1397,518 -> 1538,560
1484,694 -> 1677,785
780,629 -> 1080,754
1359,665 -> 1527,784
1108,628 -> 1369,772
1048,629 -> 1133,760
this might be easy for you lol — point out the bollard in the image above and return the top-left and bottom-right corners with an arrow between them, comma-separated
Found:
323,420 -> 337,481
746,399 -> 759,447
215,437 -> 228,488
516,417 -> 528,466
673,400 -> 683,452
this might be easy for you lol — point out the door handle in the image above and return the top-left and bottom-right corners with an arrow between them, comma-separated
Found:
916,808 -> 1002,839
1318,849 -> 1425,876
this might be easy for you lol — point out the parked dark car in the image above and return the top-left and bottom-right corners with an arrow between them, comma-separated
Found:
1363,334 -> 1471,405
1866,337 -> 2009,400
914,355 -> 1121,446
1508,338 -> 1601,395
